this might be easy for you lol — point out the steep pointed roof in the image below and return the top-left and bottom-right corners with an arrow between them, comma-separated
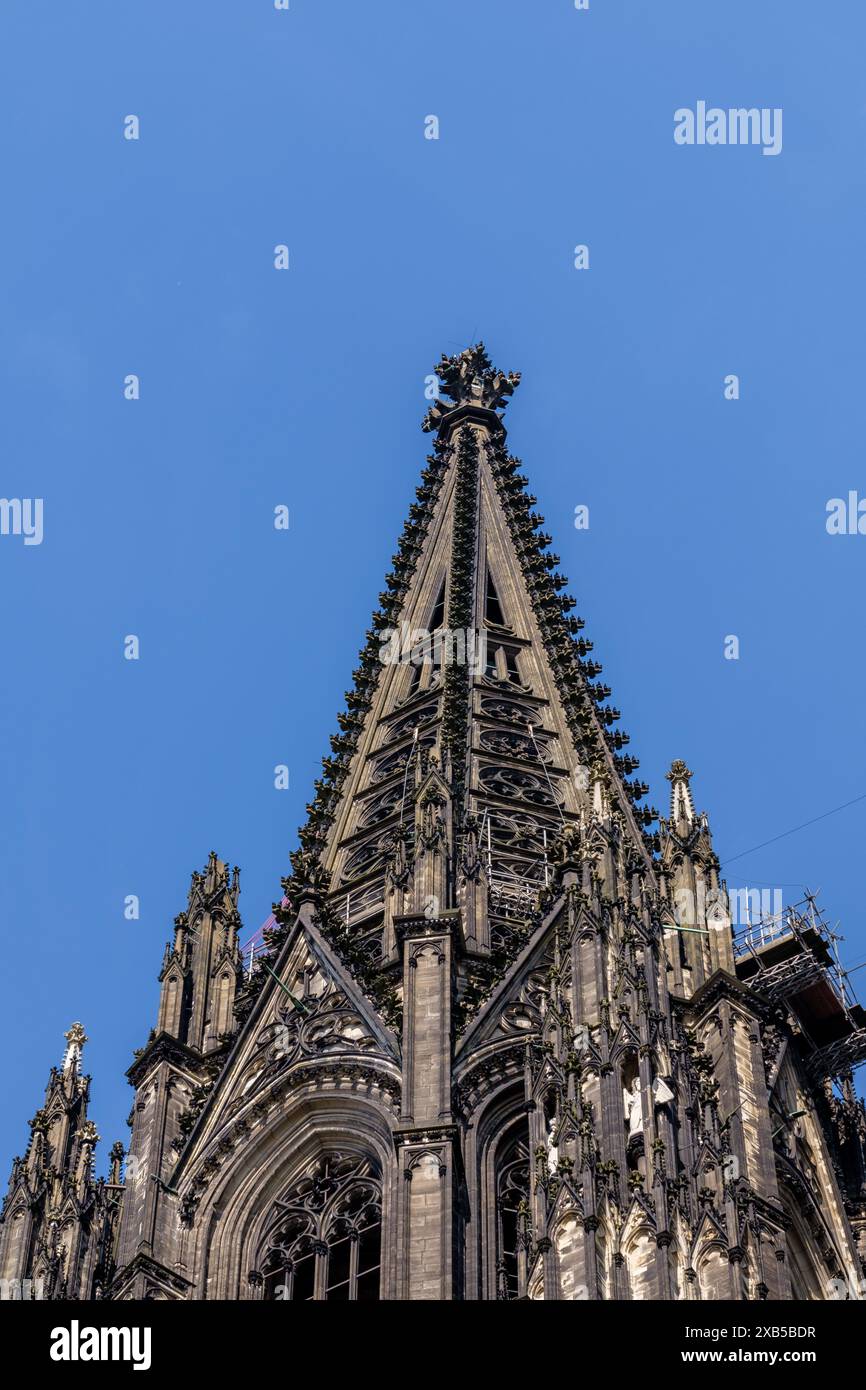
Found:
255,344 -> 658,1027
2,1022 -> 97,1203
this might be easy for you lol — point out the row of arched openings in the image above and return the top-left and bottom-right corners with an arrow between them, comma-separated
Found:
254,1141 -> 830,1301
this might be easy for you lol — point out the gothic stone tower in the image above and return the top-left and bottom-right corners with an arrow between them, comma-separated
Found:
3,345 -> 866,1301
0,1025 -> 124,1300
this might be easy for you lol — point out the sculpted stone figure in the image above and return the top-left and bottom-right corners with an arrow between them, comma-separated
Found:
546,1116 -> 559,1170
624,1076 -> 644,1137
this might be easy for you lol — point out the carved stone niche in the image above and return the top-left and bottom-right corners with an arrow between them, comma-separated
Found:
621,1053 -> 646,1176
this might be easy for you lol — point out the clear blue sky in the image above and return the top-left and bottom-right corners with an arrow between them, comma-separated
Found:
1,1 -> 864,1172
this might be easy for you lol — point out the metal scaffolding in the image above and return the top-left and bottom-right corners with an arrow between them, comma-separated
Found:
733,891 -> 866,1082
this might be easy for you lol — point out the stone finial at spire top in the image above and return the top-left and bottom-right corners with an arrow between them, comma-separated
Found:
665,760 -> 695,829
422,342 -> 520,433
62,1021 -> 88,1074
667,759 -> 692,781
205,849 -> 222,893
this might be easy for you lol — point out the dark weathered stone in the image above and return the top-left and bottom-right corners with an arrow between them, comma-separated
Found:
2,347 -> 864,1301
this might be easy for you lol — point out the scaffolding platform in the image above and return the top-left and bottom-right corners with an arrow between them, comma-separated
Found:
733,893 -> 866,1082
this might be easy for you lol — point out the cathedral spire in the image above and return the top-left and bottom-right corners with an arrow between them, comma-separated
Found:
259,343 -> 658,1026
71,340 -> 866,1306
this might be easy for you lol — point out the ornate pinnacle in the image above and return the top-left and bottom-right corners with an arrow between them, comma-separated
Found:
62,1022 -> 88,1074
666,760 -> 693,784
108,1141 -> 124,1185
666,760 -> 696,828
422,342 -> 520,433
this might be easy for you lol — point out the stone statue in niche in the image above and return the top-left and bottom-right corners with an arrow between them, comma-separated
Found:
624,1076 -> 644,1137
546,1116 -> 559,1170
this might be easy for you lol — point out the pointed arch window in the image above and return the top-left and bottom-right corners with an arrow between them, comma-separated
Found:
429,577 -> 447,634
495,1125 -> 531,1300
485,569 -> 507,628
260,1154 -> 382,1301
407,577 -> 448,695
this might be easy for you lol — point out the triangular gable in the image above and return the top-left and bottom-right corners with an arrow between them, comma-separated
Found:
172,904 -> 400,1180
455,895 -> 567,1059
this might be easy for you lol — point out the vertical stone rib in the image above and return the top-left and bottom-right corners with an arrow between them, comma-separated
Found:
441,425 -> 480,819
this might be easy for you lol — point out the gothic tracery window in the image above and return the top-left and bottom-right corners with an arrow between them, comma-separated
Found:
384,699 -> 439,742
479,765 -> 559,808
261,1154 -> 382,1301
495,1127 -> 531,1300
479,696 -> 538,727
